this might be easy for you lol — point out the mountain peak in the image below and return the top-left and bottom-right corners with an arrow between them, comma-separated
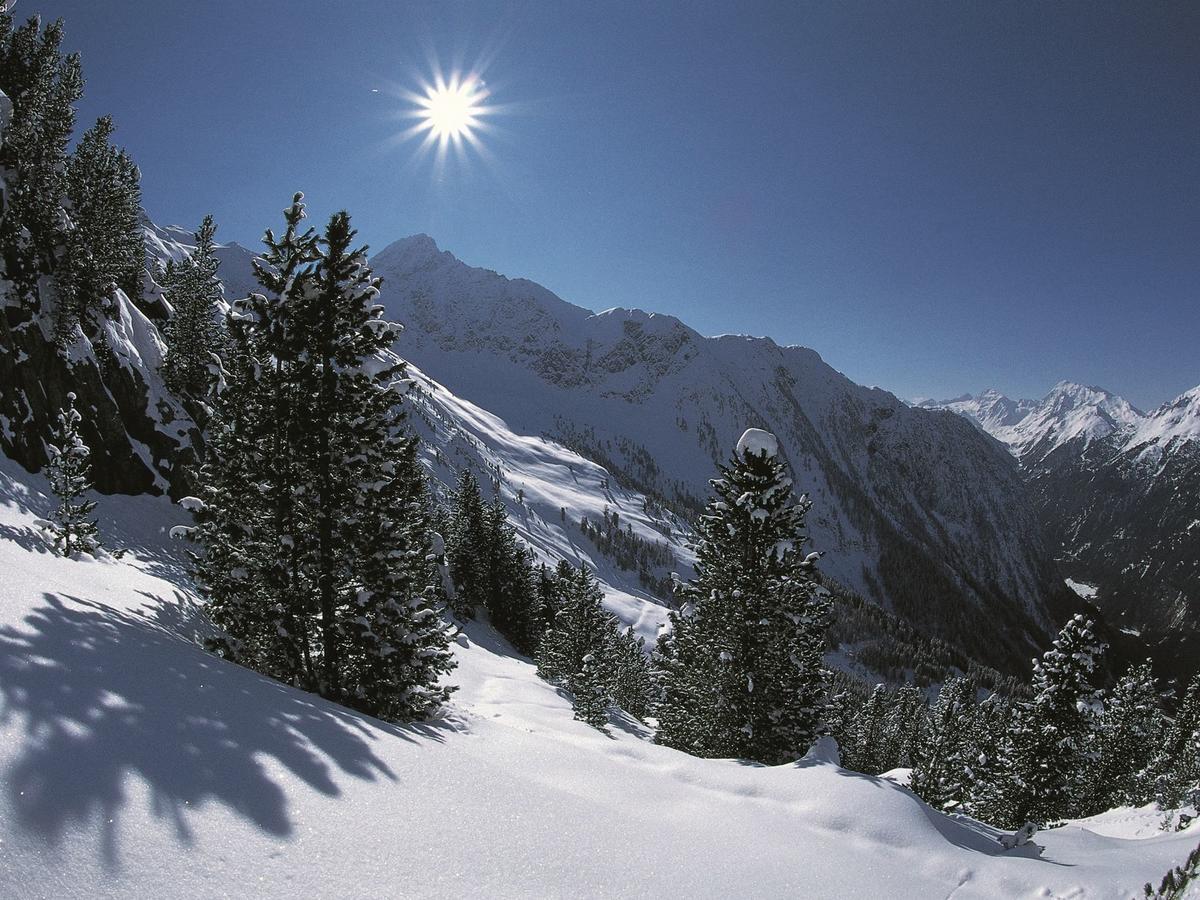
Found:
373,233 -> 451,274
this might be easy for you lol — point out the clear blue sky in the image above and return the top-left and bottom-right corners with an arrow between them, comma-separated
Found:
28,0 -> 1199,409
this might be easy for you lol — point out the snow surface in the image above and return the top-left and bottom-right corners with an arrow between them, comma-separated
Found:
0,453 -> 1195,898
735,427 -> 778,459
1065,578 -> 1099,600
404,364 -> 689,645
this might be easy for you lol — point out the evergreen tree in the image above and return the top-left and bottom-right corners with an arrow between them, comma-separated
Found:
959,691 -> 1014,823
994,615 -> 1107,826
822,687 -> 861,759
572,652 -> 611,730
58,115 -> 145,336
882,683 -> 925,770
533,563 -> 562,638
843,684 -> 889,774
1083,661 -> 1162,813
482,496 -> 542,654
44,391 -> 98,556
538,564 -> 614,728
0,13 -> 82,296
1152,674 -> 1200,812
655,428 -> 830,764
612,626 -> 655,721
189,194 -> 453,719
445,469 -> 488,615
911,677 -> 976,810
162,214 -> 224,396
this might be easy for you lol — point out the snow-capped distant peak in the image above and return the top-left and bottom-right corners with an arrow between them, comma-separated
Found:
921,381 -> 1147,462
1129,383 -> 1200,451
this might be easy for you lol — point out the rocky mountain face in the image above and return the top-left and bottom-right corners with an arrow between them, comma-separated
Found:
923,383 -> 1200,676
335,234 -> 1079,673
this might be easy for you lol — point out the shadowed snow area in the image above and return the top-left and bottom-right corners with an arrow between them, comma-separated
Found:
0,456 -> 1194,898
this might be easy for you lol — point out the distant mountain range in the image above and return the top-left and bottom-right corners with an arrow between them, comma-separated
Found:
920,382 -> 1200,676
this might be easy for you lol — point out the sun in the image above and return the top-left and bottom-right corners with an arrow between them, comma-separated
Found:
419,76 -> 487,141
387,65 -> 502,168
409,73 -> 492,156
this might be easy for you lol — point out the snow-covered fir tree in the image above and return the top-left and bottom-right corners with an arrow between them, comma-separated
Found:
58,114 -> 144,337
882,683 -> 925,770
994,614 -> 1107,826
1083,660 -> 1161,813
161,214 -> 224,397
910,677 -> 977,811
958,691 -> 1014,824
842,684 -> 889,775
1151,673 -> 1200,812
446,469 -> 488,616
0,12 -> 81,300
189,195 -> 453,719
482,496 -> 543,654
655,428 -> 830,764
537,564 -> 615,729
612,626 -> 654,721
44,391 -> 98,556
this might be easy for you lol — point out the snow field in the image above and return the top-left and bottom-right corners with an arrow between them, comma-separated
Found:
0,455 -> 1195,898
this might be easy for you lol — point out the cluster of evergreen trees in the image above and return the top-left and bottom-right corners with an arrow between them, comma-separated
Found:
185,195 -> 454,721
578,507 -> 674,598
833,615 -> 1200,829
442,469 -> 654,727
0,12 -> 143,339
536,561 -> 654,727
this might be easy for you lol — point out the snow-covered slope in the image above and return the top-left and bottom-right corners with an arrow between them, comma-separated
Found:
922,382 -> 1200,677
404,363 -> 688,645
0,455 -> 1193,899
333,235 -> 1073,672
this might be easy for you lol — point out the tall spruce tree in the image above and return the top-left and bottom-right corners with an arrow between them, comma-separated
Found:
911,677 -> 977,810
0,13 -> 82,296
44,391 -> 98,556
537,564 -> 615,729
446,469 -> 488,615
843,684 -> 890,774
482,496 -> 543,654
59,115 -> 144,336
995,614 -> 1107,826
959,691 -> 1014,824
1083,661 -> 1161,813
1152,674 -> 1200,812
162,214 -> 224,396
189,194 -> 453,719
612,626 -> 655,721
655,428 -> 830,764
882,683 -> 925,770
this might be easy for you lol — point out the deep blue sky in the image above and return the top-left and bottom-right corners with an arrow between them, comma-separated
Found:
27,1 -> 1199,408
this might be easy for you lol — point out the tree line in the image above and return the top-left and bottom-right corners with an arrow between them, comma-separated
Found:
831,616 -> 1200,829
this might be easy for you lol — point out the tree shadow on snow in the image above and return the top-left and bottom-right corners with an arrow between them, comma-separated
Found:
0,591 -> 453,869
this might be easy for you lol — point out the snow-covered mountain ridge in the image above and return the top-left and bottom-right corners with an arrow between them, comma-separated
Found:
338,233 -> 1075,672
916,380 -> 1200,466
920,382 -> 1200,677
